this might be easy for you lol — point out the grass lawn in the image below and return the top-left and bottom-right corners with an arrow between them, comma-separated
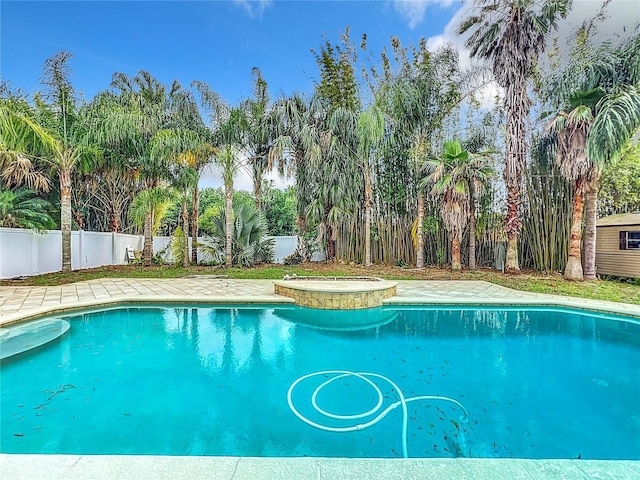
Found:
1,262 -> 639,305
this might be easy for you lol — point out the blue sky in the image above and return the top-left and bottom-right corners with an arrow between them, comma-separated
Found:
1,1 -> 459,104
2,0 -> 636,189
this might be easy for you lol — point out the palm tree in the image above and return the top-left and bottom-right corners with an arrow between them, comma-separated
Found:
269,93 -> 315,233
216,144 -> 242,267
547,34 -> 640,279
198,203 -> 274,267
0,96 -> 53,193
356,105 -> 385,267
303,100 -> 360,261
379,41 -> 461,268
171,163 -> 198,266
1,52 -> 97,271
95,71 -> 200,265
458,0 -> 571,272
545,89 -> 600,280
581,39 -> 640,280
462,133 -> 497,271
129,187 -> 175,265
0,188 -> 55,231
184,144 -> 215,264
39,52 -> 98,272
193,81 -> 248,268
425,140 -> 494,272
244,67 -> 275,211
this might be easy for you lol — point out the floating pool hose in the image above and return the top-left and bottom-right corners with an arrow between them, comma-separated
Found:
287,370 -> 470,458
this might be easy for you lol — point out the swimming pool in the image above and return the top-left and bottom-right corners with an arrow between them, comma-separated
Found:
1,304 -> 639,459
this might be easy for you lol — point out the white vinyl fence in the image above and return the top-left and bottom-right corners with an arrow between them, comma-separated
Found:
0,227 -> 302,279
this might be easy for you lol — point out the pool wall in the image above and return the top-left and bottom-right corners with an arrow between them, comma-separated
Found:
273,279 -> 397,309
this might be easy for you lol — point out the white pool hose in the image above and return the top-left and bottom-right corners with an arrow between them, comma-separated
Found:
287,370 -> 470,458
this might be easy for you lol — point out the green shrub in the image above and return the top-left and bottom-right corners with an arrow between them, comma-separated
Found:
197,204 -> 274,267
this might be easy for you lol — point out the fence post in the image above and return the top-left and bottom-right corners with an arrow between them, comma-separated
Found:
79,229 -> 84,269
31,230 -> 38,276
112,232 -> 116,265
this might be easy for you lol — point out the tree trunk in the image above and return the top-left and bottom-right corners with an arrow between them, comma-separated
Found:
503,75 -> 528,274
504,186 -> 521,273
225,183 -> 233,268
583,172 -> 600,280
109,211 -> 120,233
324,204 -> 336,261
60,166 -> 72,272
469,187 -> 477,271
451,236 -> 462,272
182,194 -> 190,267
416,191 -> 425,268
191,186 -> 199,265
73,209 -> 85,231
564,178 -> 584,281
254,175 -> 262,211
327,224 -> 335,261
364,159 -> 372,268
143,212 -> 153,267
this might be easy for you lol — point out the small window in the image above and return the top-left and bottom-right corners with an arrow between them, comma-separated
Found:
620,231 -> 640,250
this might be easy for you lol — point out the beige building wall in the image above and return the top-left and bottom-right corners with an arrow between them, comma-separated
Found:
596,226 -> 640,278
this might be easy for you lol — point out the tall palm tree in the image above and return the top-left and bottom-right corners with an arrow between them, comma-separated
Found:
39,52 -> 96,272
357,105 -> 385,267
216,145 -> 241,267
184,144 -> 215,264
458,0 -> 571,272
95,71 -> 199,265
269,94 -> 316,233
171,162 -> 198,266
244,67 -> 275,211
545,89 -> 600,280
581,39 -> 640,279
547,34 -> 640,279
380,41 -> 461,268
193,81 -> 246,268
2,52 -> 98,271
303,100 -> 360,261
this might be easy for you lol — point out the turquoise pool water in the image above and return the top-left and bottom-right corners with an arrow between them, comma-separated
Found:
1,304 -> 639,459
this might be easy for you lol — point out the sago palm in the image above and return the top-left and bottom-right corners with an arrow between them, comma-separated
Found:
0,188 -> 55,231
457,0 -> 571,272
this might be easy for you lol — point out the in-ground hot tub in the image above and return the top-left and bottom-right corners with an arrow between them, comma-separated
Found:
273,276 -> 398,309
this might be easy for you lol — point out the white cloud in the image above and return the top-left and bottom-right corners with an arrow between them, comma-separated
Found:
199,162 -> 292,192
423,0 -> 640,109
233,0 -> 273,18
393,0 -> 456,29
553,0 -> 639,50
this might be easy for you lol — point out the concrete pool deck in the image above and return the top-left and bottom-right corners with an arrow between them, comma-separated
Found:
1,278 -> 639,479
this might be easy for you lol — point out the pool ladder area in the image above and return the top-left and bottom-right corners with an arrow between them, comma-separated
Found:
287,370 -> 470,458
